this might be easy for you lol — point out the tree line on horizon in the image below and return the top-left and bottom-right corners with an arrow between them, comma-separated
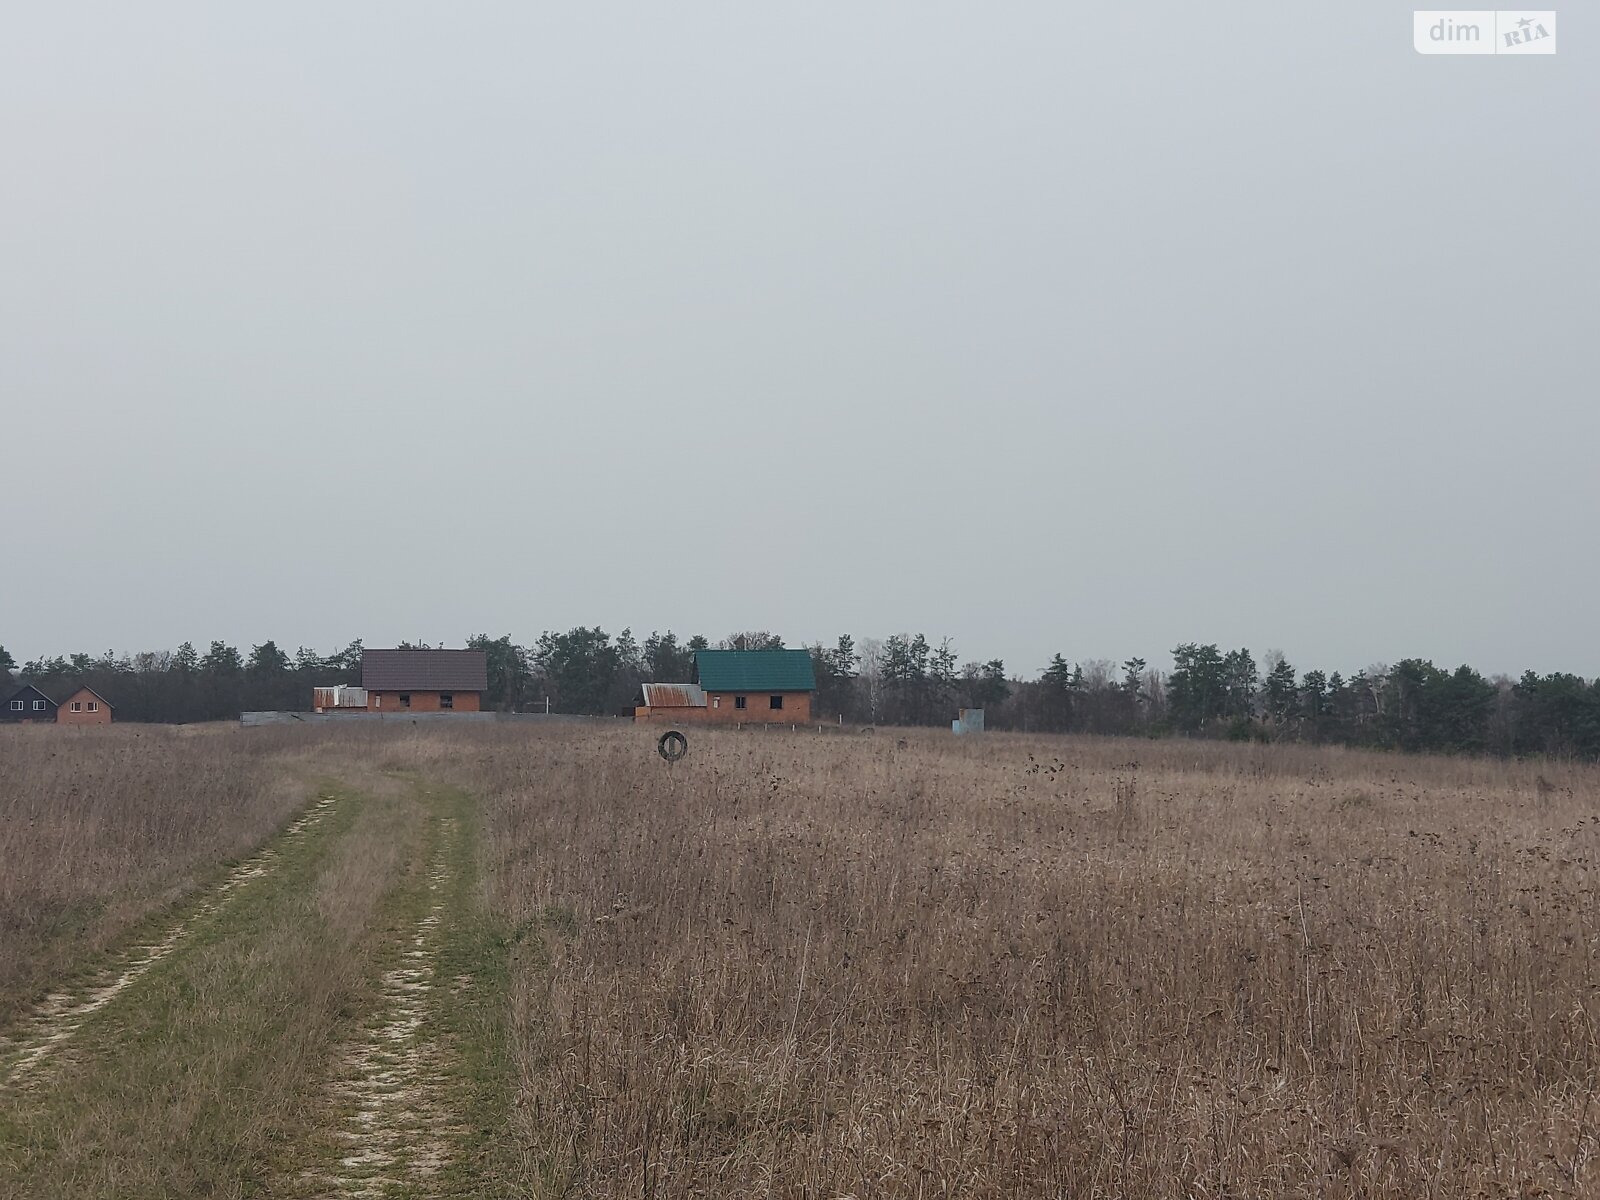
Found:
3,632 -> 1599,760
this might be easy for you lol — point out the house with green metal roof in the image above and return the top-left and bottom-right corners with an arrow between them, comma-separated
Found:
694,650 -> 814,691
636,649 -> 817,723
695,649 -> 816,722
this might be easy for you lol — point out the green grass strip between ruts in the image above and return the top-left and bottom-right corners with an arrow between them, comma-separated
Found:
0,782 -> 400,1198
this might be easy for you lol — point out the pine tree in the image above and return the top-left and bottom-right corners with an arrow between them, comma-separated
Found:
1299,669 -> 1328,720
1042,654 -> 1075,690
722,631 -> 784,651
468,634 -> 532,710
201,641 -> 243,674
1262,653 -> 1297,722
827,635 -> 859,681
534,627 -> 621,715
811,635 -> 863,722
1039,654 -> 1078,731
615,629 -> 643,674
1222,648 -> 1259,720
979,660 -> 1010,706
248,641 -> 290,676
643,631 -> 695,682
1168,643 -> 1226,730
930,638 -> 959,714
1121,658 -> 1146,696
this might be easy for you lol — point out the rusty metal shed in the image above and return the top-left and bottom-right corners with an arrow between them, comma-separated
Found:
640,683 -> 707,708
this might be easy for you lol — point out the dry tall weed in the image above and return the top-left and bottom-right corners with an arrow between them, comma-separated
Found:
433,725 -> 1600,1198
0,723 -> 386,1024
9,721 -> 1598,1196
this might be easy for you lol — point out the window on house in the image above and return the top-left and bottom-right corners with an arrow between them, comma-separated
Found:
399,693 -> 411,709
734,695 -> 747,710
712,696 -> 720,708
33,700 -> 46,711
440,693 -> 454,709
770,695 -> 784,710
87,702 -> 98,712
71,701 -> 82,712
10,700 -> 22,711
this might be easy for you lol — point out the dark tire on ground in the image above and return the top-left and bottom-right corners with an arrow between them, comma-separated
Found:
657,731 -> 688,762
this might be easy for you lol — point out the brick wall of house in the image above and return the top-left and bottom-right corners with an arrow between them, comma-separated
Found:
701,692 -> 814,722
56,690 -> 112,725
367,690 -> 482,713
634,694 -> 816,722
635,705 -> 717,722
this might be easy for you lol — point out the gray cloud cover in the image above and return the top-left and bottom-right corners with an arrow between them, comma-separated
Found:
3,3 -> 1595,676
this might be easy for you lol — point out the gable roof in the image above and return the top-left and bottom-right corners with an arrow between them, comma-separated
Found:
640,683 -> 707,708
695,649 -> 816,693
361,649 -> 488,693
59,685 -> 114,710
4,684 -> 56,705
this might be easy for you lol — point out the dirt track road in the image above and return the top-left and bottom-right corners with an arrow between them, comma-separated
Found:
0,779 -> 513,1200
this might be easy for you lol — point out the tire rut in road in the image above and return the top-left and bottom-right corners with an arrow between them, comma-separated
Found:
303,816 -> 463,1198
0,792 -> 339,1088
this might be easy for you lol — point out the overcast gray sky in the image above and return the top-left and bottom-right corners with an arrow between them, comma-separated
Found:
2,3 -> 1594,678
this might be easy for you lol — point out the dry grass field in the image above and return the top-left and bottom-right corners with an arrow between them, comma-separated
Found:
3,722 -> 1599,1197
0,725 -> 323,1025
448,728 -> 1600,1198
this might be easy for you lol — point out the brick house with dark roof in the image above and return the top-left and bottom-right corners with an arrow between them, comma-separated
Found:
359,648 -> 488,713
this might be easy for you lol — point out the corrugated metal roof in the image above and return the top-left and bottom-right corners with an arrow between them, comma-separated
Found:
361,649 -> 488,692
695,649 -> 816,692
640,683 -> 707,708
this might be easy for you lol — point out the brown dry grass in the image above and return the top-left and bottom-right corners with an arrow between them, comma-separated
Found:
0,723 -> 383,1026
0,772 -> 421,1200
429,724 -> 1600,1198
6,721 -> 1599,1196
